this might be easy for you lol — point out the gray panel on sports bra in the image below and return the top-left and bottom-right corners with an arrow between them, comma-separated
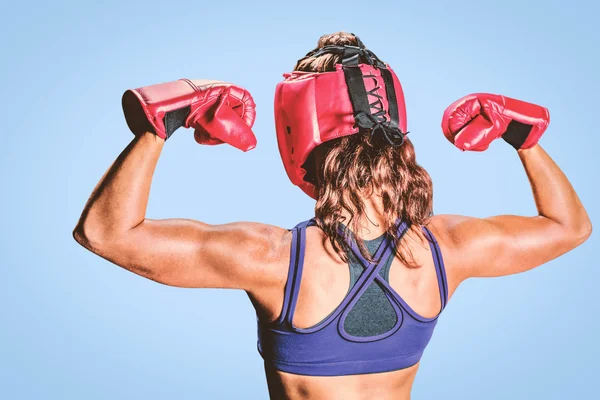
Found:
343,235 -> 398,337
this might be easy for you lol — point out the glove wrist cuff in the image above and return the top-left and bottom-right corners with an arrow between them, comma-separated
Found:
501,120 -> 534,150
162,106 -> 191,140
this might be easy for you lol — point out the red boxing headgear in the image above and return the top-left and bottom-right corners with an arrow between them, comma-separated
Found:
274,37 -> 408,199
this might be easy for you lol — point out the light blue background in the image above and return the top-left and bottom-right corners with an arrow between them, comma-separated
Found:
1,0 -> 598,399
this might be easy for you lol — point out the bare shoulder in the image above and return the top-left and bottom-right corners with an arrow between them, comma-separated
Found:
235,222 -> 292,320
213,221 -> 291,259
171,220 -> 292,291
425,214 -> 499,247
424,213 -> 559,281
218,221 -> 292,283
425,214 -> 472,247
423,214 -> 492,287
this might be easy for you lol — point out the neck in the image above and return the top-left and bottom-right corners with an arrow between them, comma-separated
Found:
339,193 -> 387,240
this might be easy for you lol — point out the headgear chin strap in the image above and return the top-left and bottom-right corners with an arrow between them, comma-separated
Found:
274,36 -> 408,199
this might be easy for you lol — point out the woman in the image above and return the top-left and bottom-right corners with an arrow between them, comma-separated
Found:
73,32 -> 591,400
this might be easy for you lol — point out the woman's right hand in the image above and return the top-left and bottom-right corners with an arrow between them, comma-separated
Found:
441,93 -> 550,151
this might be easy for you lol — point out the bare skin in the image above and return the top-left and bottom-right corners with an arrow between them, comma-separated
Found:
74,132 -> 591,400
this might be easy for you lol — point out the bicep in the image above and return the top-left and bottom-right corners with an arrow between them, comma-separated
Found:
433,214 -> 579,280
94,219 -> 289,289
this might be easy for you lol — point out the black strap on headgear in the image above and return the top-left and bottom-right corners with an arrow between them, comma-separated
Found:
299,35 -> 406,146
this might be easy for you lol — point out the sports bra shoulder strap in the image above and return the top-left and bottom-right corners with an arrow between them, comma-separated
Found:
278,219 -> 313,326
343,220 -> 408,270
422,226 -> 449,309
293,218 -> 317,229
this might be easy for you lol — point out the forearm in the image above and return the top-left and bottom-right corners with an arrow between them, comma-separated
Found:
518,144 -> 591,236
441,94 -> 592,279
441,145 -> 591,279
74,132 -> 164,244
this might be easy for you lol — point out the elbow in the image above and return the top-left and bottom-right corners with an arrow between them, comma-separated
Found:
563,218 -> 592,248
73,221 -> 97,252
72,223 -> 85,247
73,216 -> 138,256
576,219 -> 592,244
72,220 -> 112,254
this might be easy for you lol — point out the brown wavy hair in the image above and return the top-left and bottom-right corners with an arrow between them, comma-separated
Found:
294,32 -> 433,266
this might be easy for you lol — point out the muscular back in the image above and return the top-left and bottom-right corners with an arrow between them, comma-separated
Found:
248,220 -> 454,400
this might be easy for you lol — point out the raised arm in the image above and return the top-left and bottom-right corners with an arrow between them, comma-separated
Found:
73,79 -> 289,290
432,94 -> 591,284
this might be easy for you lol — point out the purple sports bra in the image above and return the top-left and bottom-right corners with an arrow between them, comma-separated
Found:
257,218 -> 448,376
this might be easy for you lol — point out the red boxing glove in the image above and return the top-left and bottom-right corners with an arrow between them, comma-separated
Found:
122,79 -> 257,152
441,93 -> 550,151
